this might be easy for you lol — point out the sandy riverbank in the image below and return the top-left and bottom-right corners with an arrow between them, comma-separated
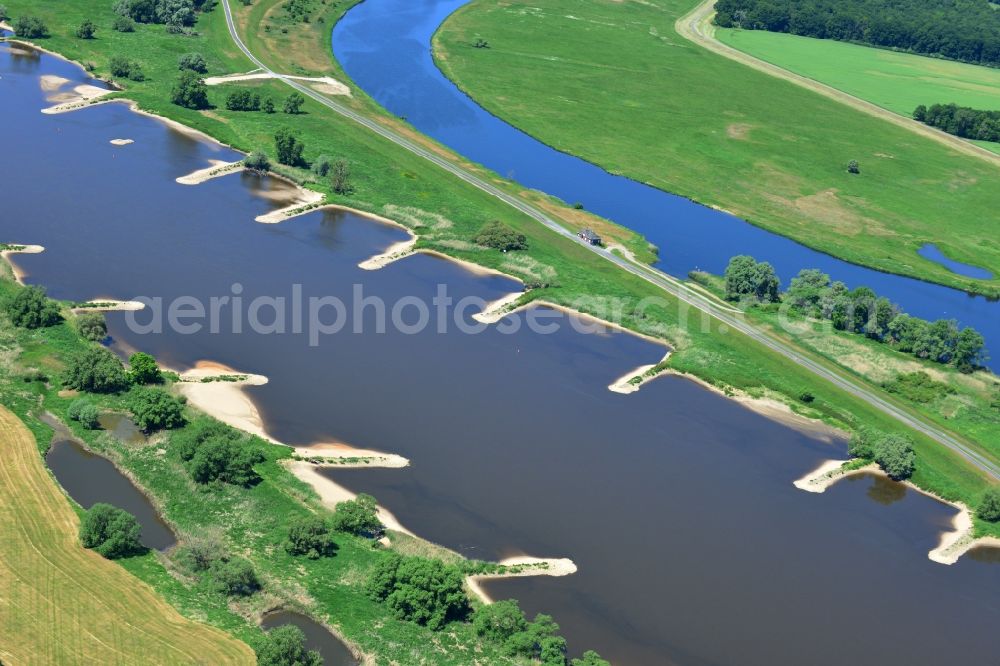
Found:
1,244 -> 44,285
466,556 -> 578,604
176,160 -> 244,185
39,73 -> 114,114
792,459 -> 1000,564
286,460 -> 414,535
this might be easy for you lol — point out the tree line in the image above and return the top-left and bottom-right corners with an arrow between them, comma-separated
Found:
723,256 -> 988,372
913,103 -> 1000,143
714,0 -> 1000,67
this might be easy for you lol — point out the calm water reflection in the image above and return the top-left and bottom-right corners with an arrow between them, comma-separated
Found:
261,610 -> 358,666
4,44 -> 1000,666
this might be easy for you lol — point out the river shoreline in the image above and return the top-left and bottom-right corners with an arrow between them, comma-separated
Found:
793,458 -> 1000,564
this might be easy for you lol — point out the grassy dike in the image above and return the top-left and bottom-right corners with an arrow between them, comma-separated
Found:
433,0 -> 1000,297
0,271 -> 533,663
2,0 -> 998,592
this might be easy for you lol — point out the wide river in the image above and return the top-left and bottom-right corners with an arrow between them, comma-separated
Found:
332,0 -> 1000,366
3,41 -> 1000,666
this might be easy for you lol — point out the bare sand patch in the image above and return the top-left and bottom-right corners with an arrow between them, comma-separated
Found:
358,236 -> 417,270
41,84 -> 113,114
71,299 -> 145,313
467,556 -> 578,604
471,291 -> 524,324
203,71 -> 351,96
110,138 -> 134,146
176,160 -> 244,185
608,351 -> 671,394
255,189 -> 325,224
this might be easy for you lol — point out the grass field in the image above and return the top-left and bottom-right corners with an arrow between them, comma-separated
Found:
434,0 -> 1000,297
2,0 -> 1000,622
0,404 -> 255,666
716,29 -> 1000,155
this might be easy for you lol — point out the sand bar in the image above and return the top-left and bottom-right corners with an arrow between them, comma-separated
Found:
255,189 -> 325,223
71,299 -> 146,313
176,160 -> 244,185
467,556 -> 578,604
358,236 -> 418,270
608,351 -> 672,394
110,138 -> 134,146
472,291 -> 525,324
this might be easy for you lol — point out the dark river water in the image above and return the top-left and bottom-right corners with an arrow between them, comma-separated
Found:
261,609 -> 358,666
331,0 -> 1000,367
3,43 -> 1000,666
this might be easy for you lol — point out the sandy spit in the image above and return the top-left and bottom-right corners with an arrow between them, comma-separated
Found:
608,351 -> 672,394
204,71 -> 351,96
467,556 -> 578,604
110,138 -> 134,146
176,160 -> 244,185
792,459 -> 1000,565
472,291 -> 525,324
255,189 -> 326,224
70,299 -> 146,313
1,244 -> 44,285
357,236 -> 418,270
41,82 -> 113,114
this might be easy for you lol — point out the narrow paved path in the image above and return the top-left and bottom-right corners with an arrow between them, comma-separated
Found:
676,0 -> 1000,168
220,0 -> 1000,481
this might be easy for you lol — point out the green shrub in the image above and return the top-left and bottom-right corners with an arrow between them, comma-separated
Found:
79,503 -> 143,559
128,351 -> 162,384
13,15 -> 48,38
978,488 -> 1000,522
171,70 -> 209,109
75,19 -> 96,39
5,285 -> 61,329
882,371 -> 955,404
473,599 -> 527,644
330,493 -> 382,536
366,554 -> 469,630
284,516 -> 337,559
572,651 -> 612,666
872,433 -> 916,481
208,557 -> 260,597
77,312 -> 108,341
64,347 -> 129,393
177,52 -> 207,73
282,92 -> 304,114
244,151 -> 271,172
226,89 -> 261,111
847,427 -> 877,459
256,625 -> 321,666
109,55 -> 144,81
311,154 -> 333,177
126,387 -> 186,432
172,420 -> 265,486
113,15 -> 135,32
474,220 -> 528,251
67,399 -> 101,429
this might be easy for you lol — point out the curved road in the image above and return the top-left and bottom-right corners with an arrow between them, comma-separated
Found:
220,0 -> 1000,481
676,0 -> 1000,168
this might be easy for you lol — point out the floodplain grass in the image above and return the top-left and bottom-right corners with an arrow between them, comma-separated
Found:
2,3 -> 1000,628
716,28 -> 1000,155
433,0 -> 1000,297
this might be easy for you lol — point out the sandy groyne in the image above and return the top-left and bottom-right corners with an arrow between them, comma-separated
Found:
176,160 -> 244,185
357,237 -> 418,270
466,556 -> 578,604
1,244 -> 44,284
71,299 -> 146,313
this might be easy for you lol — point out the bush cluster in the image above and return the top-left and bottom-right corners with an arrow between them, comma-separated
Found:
284,516 -> 337,559
330,493 -> 382,536
848,428 -> 916,480
109,55 -> 145,81
474,220 -> 528,252
79,503 -> 144,559
126,386 -> 186,432
366,554 -> 469,630
172,419 -> 265,486
5,285 -> 61,329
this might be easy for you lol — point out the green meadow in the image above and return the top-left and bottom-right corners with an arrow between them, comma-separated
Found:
717,28 -> 1000,155
434,0 -> 1000,296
